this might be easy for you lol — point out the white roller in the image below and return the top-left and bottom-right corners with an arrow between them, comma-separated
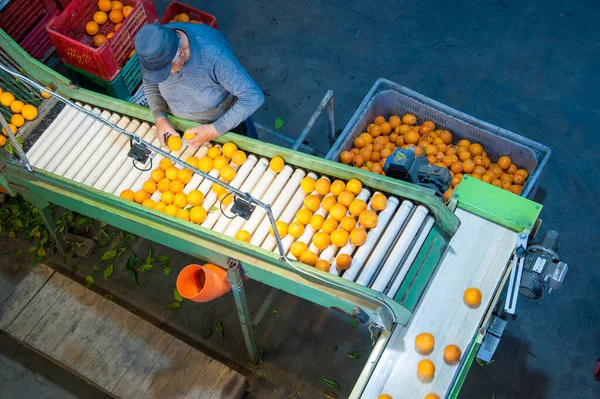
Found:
72,116 -> 132,183
53,111 -> 117,177
386,216 -> 435,298
371,206 -> 429,292
212,158 -> 269,233
34,105 -> 94,170
197,169 -> 220,196
27,105 -> 78,162
113,126 -> 159,195
249,169 -> 308,247
82,119 -> 141,187
94,122 -> 151,191
181,144 -> 212,194
201,156 -> 258,229
354,198 -> 411,286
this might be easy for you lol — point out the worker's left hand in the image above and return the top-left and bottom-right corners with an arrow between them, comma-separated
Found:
186,124 -> 220,148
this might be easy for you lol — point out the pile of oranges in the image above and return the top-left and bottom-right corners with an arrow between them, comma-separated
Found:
0,87 -> 42,147
85,1 -> 135,48
167,13 -> 206,24
338,114 -> 530,200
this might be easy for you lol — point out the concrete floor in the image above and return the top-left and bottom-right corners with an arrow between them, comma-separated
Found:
1,0 -> 599,398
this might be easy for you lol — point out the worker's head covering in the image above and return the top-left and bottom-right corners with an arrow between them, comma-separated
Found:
135,24 -> 180,84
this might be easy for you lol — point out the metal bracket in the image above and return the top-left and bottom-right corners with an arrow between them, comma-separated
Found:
505,231 -> 529,314
292,90 -> 336,150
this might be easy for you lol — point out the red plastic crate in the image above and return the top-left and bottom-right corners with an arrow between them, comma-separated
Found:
0,0 -> 52,42
160,1 -> 218,29
56,0 -> 73,11
47,0 -> 158,80
20,5 -> 60,61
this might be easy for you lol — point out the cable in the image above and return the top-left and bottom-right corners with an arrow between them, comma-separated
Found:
219,192 -> 236,219
132,158 -> 152,172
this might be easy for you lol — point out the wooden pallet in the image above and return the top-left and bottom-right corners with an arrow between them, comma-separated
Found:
0,264 -> 247,399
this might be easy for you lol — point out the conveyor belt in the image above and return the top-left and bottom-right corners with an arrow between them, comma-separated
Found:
26,103 -> 437,297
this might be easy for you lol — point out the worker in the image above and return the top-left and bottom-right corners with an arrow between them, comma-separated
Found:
135,23 -> 264,148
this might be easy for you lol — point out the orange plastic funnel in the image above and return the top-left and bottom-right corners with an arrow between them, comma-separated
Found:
177,263 -> 231,302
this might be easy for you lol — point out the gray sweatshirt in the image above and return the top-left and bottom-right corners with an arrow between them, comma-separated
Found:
143,23 -> 264,135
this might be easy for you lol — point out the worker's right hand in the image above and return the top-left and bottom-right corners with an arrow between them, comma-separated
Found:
155,117 -> 177,147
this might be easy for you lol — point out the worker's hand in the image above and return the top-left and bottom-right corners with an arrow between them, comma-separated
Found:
155,117 -> 177,147
186,124 -> 219,148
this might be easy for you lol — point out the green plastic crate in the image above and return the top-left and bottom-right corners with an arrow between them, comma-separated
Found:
64,52 -> 141,101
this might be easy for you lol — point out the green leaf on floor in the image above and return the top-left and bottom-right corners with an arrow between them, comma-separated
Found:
116,247 -> 127,259
30,255 -> 44,265
126,255 -> 137,271
71,264 -> 78,274
102,249 -> 117,260
349,318 -> 357,328
163,266 -> 172,276
92,264 -> 100,271
120,231 -> 136,242
259,349 -> 264,364
27,245 -> 37,253
104,294 -> 113,300
333,345 -> 338,352
166,301 -> 181,309
13,249 -> 23,256
216,320 -> 224,338
104,264 -> 114,279
322,378 -> 341,391
158,255 -> 169,265
256,370 -> 267,380
138,264 -> 153,272
271,309 -> 278,313
347,351 -> 362,360
29,226 -> 39,237
36,247 -> 46,257
144,248 -> 154,265
274,117 -> 284,130
323,391 -> 337,399
129,271 -> 138,285
173,288 -> 184,302
84,275 -> 94,288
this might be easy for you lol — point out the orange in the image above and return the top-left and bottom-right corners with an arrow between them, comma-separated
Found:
513,174 -> 525,185
213,155 -> 229,171
321,195 -> 337,211
1,124 -> 17,135
176,208 -> 190,222
352,155 -> 365,167
310,214 -> 324,230
510,185 -> 523,195
114,22 -> 122,31
377,395 -> 393,399
507,164 -> 518,175
361,132 -> 374,144
370,193 -> 388,211
443,189 -> 453,201
497,156 -> 512,170
354,136 -> 366,149
417,359 -> 435,380
185,156 -> 199,169
330,229 -> 349,247
198,156 -> 213,172
290,241 -> 308,258
164,204 -> 179,216
122,5 -> 133,18
269,221 -> 288,238
314,178 -> 331,195
0,92 -> 15,107
370,125 -> 381,137
340,216 -> 357,232
491,178 -> 502,188
187,190 -> 204,206
300,251 -> 318,266
300,177 -> 316,193
10,100 -> 24,113
98,0 -> 112,12
423,121 -> 436,130
304,195 -> 320,212
402,114 -> 417,125
154,202 -> 166,212
169,180 -> 184,194
142,179 -> 157,194
463,287 -> 482,308
173,192 -> 187,208
159,158 -> 173,171
296,208 -> 313,225
235,230 -> 251,243
404,130 -> 420,145
167,135 -> 182,151
439,130 -> 452,144
218,191 -> 233,205
109,9 -> 124,23
350,228 -> 367,246
469,143 -> 483,157
207,147 -> 222,159
120,189 -> 135,201
337,191 -> 355,207
112,1 -> 123,10
321,218 -> 338,234
19,105 -> 35,121
379,122 -> 392,135
336,253 -> 352,270
415,332 -> 435,355
212,181 -> 226,195
340,151 -> 354,165
190,206 -> 207,224
501,173 -> 513,184
315,259 -> 330,272
443,344 -> 461,365
219,165 -> 236,182
502,180 -> 511,190
231,150 -> 247,166
312,232 -> 330,249
176,13 -> 191,22
176,168 -> 193,184
515,169 -> 529,180
150,168 -> 165,182
157,178 -> 170,193
462,159 -> 475,174
346,179 -> 362,195
222,142 -> 238,158
288,221 -> 305,238
359,210 -> 378,228
0,136 -> 4,148
134,190 -> 149,204
458,150 -> 471,161
161,191 -> 175,205
374,116 -> 386,125
165,166 -> 179,180
10,114 -> 24,128
349,199 -> 367,217
389,115 -> 401,129
424,394 -> 440,399
94,11 -> 108,25
490,164 -> 503,177
329,204 -> 347,222
270,156 -> 285,172
473,165 -> 487,176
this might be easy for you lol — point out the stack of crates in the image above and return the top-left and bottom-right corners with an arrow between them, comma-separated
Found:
0,0 -> 59,62
47,0 -> 157,101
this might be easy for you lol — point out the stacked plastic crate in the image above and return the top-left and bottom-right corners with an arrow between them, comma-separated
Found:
47,0 -> 157,101
0,0 -> 59,62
